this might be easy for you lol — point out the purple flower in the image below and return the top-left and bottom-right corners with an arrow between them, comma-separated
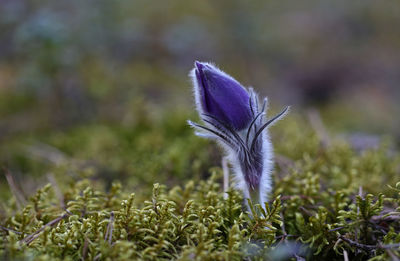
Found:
188,61 -> 289,210
193,61 -> 252,130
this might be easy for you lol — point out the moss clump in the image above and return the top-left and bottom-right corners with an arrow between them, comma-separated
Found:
1,113 -> 400,260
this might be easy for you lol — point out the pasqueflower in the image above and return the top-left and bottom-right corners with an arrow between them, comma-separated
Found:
188,61 -> 289,210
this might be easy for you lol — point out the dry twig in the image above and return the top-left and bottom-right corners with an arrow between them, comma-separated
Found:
307,108 -> 331,147
47,173 -> 65,209
2,167 -> 27,208
339,235 -> 400,252
104,211 -> 114,244
20,212 -> 70,245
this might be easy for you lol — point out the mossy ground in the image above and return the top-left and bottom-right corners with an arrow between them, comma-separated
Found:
1,111 -> 400,260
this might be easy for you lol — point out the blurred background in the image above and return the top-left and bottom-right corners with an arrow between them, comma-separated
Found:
1,0 -> 400,198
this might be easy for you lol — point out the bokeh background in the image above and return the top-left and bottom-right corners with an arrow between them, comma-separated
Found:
1,0 -> 400,198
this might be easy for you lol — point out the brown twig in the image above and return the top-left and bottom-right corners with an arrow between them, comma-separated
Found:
379,243 -> 400,249
339,236 -> 375,251
82,236 -> 89,260
275,154 -> 297,178
278,212 -> 306,260
333,238 -> 342,252
94,253 -> 101,261
0,225 -> 22,235
276,212 -> 289,245
25,142 -> 67,165
20,212 -> 70,245
355,186 -> 363,242
339,236 -> 400,252
2,167 -> 27,208
307,108 -> 331,147
294,254 -> 306,261
104,212 -> 114,244
386,249 -> 400,261
299,206 -> 314,217
47,173 -> 65,209
343,249 -> 349,261
329,226 -> 345,232
371,210 -> 400,222
280,212 -> 287,238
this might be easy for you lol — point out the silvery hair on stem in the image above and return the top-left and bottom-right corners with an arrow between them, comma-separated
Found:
188,61 -> 289,211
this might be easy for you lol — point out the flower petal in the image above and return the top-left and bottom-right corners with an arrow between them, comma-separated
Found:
194,61 -> 252,130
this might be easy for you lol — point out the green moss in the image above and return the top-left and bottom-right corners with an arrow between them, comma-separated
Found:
1,113 -> 400,260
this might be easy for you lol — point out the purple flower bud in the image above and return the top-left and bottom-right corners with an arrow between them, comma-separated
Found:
188,61 -> 289,212
192,61 -> 252,130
